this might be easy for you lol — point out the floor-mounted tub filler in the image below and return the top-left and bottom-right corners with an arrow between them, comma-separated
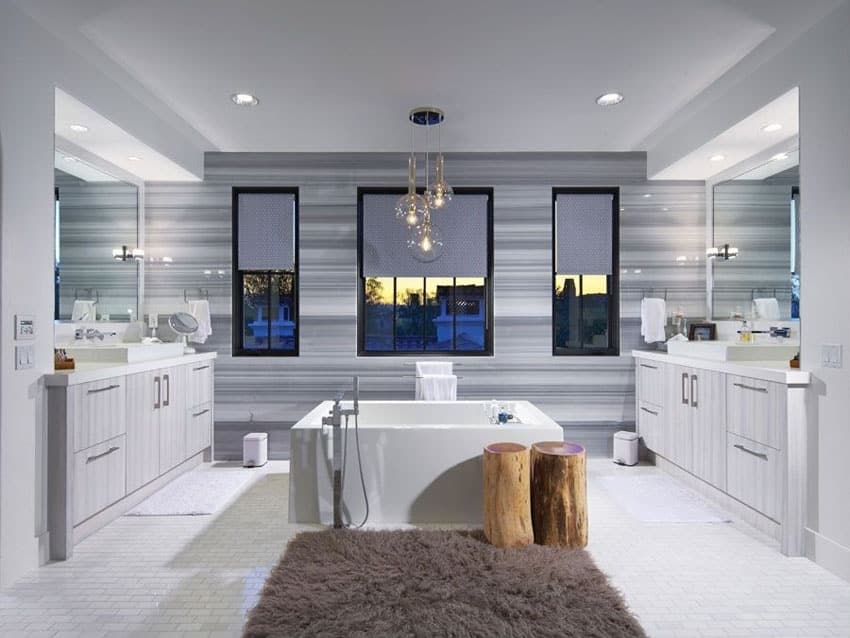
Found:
289,397 -> 562,526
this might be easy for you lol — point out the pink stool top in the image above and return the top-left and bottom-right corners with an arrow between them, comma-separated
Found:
532,441 -> 585,456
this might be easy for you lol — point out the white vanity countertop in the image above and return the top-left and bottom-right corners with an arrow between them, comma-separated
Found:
632,350 -> 810,385
44,352 -> 217,387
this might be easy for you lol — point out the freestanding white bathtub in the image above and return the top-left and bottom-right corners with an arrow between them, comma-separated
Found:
288,400 -> 562,525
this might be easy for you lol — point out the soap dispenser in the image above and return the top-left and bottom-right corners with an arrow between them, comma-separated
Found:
739,319 -> 752,344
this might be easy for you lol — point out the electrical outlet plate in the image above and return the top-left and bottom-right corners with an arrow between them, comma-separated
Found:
822,344 -> 843,369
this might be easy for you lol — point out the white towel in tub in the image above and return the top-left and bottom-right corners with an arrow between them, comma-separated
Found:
72,300 -> 97,321
187,300 -> 212,344
415,361 -> 452,376
416,374 -> 457,401
752,298 -> 780,320
640,298 -> 667,344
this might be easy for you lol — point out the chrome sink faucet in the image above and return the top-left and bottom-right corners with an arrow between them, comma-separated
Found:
74,327 -> 117,342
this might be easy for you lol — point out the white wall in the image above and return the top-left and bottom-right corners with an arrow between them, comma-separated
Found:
0,0 -> 206,587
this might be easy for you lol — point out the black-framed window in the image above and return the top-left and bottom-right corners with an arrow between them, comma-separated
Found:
232,187 -> 299,356
357,188 -> 494,356
552,187 -> 619,355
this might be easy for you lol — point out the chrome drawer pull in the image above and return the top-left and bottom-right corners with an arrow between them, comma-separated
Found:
733,443 -> 768,461
733,382 -> 768,393
87,384 -> 120,395
640,407 -> 658,416
640,364 -> 657,370
86,446 -> 120,464
193,365 -> 210,372
192,408 -> 210,418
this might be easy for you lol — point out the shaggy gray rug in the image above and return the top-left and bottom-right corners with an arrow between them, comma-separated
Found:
244,529 -> 646,638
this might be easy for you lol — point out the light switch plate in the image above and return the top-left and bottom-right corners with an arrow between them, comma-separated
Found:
15,345 -> 34,370
822,344 -> 843,369
15,314 -> 35,340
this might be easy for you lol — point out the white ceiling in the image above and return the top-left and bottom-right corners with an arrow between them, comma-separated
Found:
652,87 -> 799,180
56,89 -> 200,181
16,0 -> 842,154
54,150 -> 119,182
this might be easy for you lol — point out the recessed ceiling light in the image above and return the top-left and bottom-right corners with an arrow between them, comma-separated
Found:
771,152 -> 789,161
596,92 -> 624,107
69,124 -> 89,133
127,156 -> 142,162
762,123 -> 783,133
642,193 -> 652,198
63,156 -> 77,162
710,154 -> 725,162
231,92 -> 259,106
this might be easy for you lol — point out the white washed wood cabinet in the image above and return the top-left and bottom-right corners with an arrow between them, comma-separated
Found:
633,351 -> 809,556
47,354 -> 216,560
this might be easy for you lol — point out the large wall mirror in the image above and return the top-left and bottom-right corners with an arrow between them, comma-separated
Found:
54,150 -> 141,322
711,150 -> 800,321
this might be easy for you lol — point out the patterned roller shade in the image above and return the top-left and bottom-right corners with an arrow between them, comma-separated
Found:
361,193 -> 489,277
237,192 -> 296,270
555,192 -> 613,275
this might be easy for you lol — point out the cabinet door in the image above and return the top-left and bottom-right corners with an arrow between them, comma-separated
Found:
638,401 -> 664,456
637,360 -> 665,407
691,369 -> 726,489
187,402 -> 213,456
159,365 -> 188,473
664,364 -> 693,471
125,370 -> 161,493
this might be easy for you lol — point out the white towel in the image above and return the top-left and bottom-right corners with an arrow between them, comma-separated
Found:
187,300 -> 212,344
72,300 -> 96,321
416,374 -> 457,401
415,361 -> 452,376
752,298 -> 780,320
640,298 -> 667,344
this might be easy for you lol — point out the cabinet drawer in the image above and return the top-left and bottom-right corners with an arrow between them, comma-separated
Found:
189,362 -> 213,407
70,377 -> 127,451
726,375 -> 786,449
726,432 -> 782,521
637,401 -> 664,456
73,434 -> 126,525
187,402 -> 213,456
637,360 -> 664,407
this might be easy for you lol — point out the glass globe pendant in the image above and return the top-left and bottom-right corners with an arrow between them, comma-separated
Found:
395,155 -> 426,226
426,154 -> 453,210
408,214 -> 445,263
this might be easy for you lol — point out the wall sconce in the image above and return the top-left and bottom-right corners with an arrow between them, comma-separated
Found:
706,244 -> 738,260
113,245 -> 144,261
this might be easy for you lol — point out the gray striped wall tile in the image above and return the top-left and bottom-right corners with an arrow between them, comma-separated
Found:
145,152 -> 705,431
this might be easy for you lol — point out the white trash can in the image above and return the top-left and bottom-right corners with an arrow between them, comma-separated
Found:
613,430 -> 639,466
243,432 -> 268,467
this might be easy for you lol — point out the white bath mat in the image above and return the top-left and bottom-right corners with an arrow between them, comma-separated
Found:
598,474 -> 731,523
126,467 -> 260,516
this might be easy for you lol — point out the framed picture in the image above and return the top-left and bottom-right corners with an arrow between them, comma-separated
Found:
688,322 -> 716,341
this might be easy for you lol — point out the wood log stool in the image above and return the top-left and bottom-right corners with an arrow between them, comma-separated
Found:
530,441 -> 587,548
483,442 -> 534,548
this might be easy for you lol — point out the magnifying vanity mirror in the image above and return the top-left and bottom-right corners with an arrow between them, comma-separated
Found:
54,150 -> 141,322
711,150 -> 800,322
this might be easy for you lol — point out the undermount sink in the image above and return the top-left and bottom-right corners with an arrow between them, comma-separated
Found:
63,342 -> 185,363
666,340 -> 798,362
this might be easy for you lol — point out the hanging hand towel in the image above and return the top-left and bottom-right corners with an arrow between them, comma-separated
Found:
416,374 -> 458,401
72,300 -> 97,321
640,298 -> 667,344
752,298 -> 780,320
188,300 -> 212,344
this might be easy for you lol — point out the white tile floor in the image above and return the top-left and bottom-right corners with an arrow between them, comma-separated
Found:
1,459 -> 848,638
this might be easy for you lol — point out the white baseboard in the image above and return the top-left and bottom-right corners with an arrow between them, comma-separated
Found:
806,528 -> 850,583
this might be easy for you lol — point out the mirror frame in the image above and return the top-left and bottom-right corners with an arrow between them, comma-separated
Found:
705,134 -> 799,320
54,135 -> 145,323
